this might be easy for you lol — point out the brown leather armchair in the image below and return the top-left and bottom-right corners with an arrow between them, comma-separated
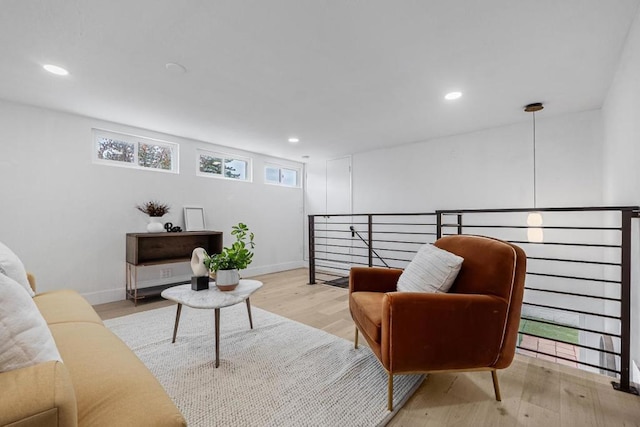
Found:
349,235 -> 526,410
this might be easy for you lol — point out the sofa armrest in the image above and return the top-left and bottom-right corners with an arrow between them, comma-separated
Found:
27,272 -> 36,293
381,292 -> 510,373
0,361 -> 77,427
349,267 -> 403,293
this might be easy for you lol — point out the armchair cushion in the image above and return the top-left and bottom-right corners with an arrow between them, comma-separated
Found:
397,243 -> 463,293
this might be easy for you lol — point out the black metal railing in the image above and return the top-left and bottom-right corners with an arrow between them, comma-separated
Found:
308,206 -> 639,395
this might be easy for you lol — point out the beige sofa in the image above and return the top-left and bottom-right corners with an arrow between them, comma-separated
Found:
0,275 -> 186,427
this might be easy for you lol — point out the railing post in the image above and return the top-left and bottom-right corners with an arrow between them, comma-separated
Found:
308,215 -> 316,284
457,213 -> 463,235
436,211 -> 442,239
613,209 -> 638,393
368,215 -> 373,267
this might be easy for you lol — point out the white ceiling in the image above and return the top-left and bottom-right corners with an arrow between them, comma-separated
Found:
1,0 -> 638,161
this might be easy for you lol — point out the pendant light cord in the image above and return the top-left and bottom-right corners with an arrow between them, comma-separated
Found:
532,111 -> 537,209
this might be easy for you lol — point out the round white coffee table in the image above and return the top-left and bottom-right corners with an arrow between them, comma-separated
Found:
161,279 -> 263,368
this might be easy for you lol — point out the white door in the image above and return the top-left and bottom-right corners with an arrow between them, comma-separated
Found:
326,156 -> 352,214
324,156 -> 353,276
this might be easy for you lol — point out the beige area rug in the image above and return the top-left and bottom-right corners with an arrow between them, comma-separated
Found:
105,304 -> 423,427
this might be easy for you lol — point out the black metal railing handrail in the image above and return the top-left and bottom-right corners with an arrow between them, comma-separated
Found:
308,206 -> 639,395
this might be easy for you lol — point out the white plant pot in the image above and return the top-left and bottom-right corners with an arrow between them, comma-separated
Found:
215,269 -> 239,291
147,216 -> 164,233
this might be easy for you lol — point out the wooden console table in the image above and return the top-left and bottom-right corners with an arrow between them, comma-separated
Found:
126,231 -> 223,305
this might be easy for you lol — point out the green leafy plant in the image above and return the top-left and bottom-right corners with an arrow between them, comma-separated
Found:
136,201 -> 170,217
204,223 -> 255,271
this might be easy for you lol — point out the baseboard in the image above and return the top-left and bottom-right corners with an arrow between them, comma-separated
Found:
83,287 -> 127,305
242,260 -> 306,277
82,260 -> 307,305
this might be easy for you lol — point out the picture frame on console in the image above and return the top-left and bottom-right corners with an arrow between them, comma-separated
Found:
184,207 -> 206,231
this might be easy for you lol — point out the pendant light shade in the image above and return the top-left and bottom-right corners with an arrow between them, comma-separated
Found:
527,212 -> 543,226
525,102 -> 544,242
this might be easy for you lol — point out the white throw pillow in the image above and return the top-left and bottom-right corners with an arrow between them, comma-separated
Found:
0,241 -> 34,297
397,244 -> 464,293
0,273 -> 62,372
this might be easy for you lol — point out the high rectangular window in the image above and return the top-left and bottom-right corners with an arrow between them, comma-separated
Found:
197,149 -> 252,182
265,163 -> 301,187
93,129 -> 179,173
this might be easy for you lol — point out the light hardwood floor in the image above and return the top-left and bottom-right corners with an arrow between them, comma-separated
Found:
94,268 -> 640,427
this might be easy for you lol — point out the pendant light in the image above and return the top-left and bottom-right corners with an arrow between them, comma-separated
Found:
525,102 -> 544,242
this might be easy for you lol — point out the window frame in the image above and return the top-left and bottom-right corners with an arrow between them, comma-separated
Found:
196,148 -> 253,182
92,129 -> 179,174
264,162 -> 302,188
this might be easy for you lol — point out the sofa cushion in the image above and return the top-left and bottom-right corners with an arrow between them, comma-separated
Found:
49,321 -> 185,427
396,243 -> 463,293
0,241 -> 33,297
0,273 -> 62,372
35,289 -> 103,325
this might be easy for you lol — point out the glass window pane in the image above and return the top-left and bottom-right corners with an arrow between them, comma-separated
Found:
96,137 -> 135,163
199,154 -> 223,175
225,159 -> 247,180
138,143 -> 173,170
281,168 -> 297,186
265,166 -> 280,184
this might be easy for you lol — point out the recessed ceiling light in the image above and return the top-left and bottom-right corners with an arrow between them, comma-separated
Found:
444,91 -> 462,100
165,62 -> 187,74
43,64 -> 69,76
288,137 -> 300,144
302,155 -> 310,159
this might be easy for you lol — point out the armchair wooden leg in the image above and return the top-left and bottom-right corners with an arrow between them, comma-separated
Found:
387,372 -> 394,411
354,327 -> 359,349
491,370 -> 502,401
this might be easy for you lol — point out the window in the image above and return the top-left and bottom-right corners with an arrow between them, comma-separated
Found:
197,149 -> 251,181
93,129 -> 179,173
265,163 -> 301,187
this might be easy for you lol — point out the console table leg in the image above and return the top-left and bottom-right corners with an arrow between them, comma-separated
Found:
246,298 -> 254,329
214,308 -> 220,368
171,304 -> 182,343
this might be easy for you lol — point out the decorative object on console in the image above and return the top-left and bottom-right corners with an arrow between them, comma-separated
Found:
183,207 -> 206,231
136,200 -> 170,233
204,223 -> 255,291
190,247 -> 209,291
164,222 -> 183,233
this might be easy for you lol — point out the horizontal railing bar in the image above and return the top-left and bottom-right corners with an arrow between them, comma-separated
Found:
439,234 -> 622,248
518,332 -> 619,356
442,223 -> 622,231
372,222 -> 437,226
519,316 -> 621,338
528,256 -> 621,267
526,287 -> 620,302
507,240 -> 621,249
311,212 -> 437,217
523,302 -> 620,319
364,231 -> 436,236
438,206 -> 638,214
527,272 -> 620,284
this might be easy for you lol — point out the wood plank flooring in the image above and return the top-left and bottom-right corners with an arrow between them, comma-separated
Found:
93,268 -> 640,427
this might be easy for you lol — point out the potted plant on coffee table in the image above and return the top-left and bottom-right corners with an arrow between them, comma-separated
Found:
204,222 -> 255,291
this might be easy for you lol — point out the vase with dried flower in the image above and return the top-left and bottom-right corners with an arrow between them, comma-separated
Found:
136,201 -> 170,233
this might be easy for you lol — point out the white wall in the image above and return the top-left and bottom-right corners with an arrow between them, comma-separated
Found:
602,6 -> 640,380
0,100 -> 305,304
306,109 -> 603,215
